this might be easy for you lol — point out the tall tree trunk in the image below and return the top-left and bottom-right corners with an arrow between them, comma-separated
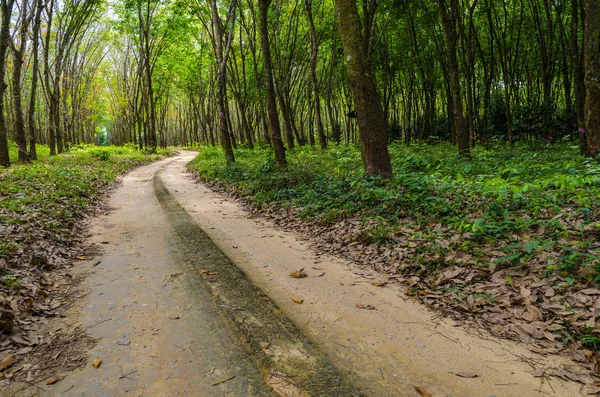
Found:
304,0 -> 326,149
584,0 -> 600,157
210,0 -> 236,162
437,0 -> 470,157
11,0 -> 30,163
333,0 -> 392,178
0,0 -> 14,167
28,0 -> 42,160
571,0 -> 586,154
258,0 -> 286,166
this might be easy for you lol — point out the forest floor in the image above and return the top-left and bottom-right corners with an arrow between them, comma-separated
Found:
2,150 -> 589,396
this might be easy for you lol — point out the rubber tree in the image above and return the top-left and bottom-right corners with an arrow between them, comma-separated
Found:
10,0 -> 32,163
0,0 -> 14,167
436,0 -> 470,157
209,0 -> 237,163
333,0 -> 392,178
584,0 -> 600,157
304,0 -> 327,150
258,0 -> 286,167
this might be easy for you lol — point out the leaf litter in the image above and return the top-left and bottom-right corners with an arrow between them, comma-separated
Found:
0,151 -> 169,388
194,171 -> 600,392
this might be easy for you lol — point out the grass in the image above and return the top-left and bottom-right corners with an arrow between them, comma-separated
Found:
8,140 -> 51,163
0,143 -> 173,257
188,141 -> 600,278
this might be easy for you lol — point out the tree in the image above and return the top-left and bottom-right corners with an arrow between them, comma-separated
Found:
584,0 -> 600,157
333,0 -> 392,178
10,0 -> 33,163
0,0 -> 15,167
28,0 -> 44,160
258,0 -> 286,167
437,0 -> 470,157
304,0 -> 327,150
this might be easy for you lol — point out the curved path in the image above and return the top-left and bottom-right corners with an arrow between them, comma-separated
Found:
15,152 -> 581,396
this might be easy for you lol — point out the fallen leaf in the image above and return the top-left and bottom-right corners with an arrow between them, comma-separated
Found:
355,303 -> 376,310
413,385 -> 431,397
371,281 -> 387,287
260,342 -> 270,350
315,272 -> 325,277
46,375 -> 65,385
0,354 -> 15,370
291,296 -> 304,304
289,268 -> 307,278
452,371 -> 478,378
92,358 -> 102,368
532,368 -> 545,377
168,314 -> 180,320
273,309 -> 283,315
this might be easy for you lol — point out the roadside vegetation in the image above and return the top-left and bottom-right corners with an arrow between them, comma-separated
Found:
189,142 -> 600,377
0,145 -> 171,355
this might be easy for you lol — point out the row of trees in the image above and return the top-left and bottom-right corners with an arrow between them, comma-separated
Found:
0,0 -> 598,175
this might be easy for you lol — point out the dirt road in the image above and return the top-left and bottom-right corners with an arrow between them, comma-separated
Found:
10,152 -> 581,396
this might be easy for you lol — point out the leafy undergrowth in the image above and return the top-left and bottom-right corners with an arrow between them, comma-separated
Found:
189,142 -> 600,385
0,144 -> 172,380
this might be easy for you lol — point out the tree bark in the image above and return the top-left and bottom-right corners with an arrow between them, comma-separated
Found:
0,0 -> 14,167
584,0 -> 600,157
304,0 -> 327,150
210,0 -> 236,162
333,0 -> 392,178
10,0 -> 31,163
28,0 -> 44,160
437,0 -> 470,157
258,0 -> 286,166
571,0 -> 586,154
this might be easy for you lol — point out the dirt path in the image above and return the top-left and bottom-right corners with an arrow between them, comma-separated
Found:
9,152 -> 582,396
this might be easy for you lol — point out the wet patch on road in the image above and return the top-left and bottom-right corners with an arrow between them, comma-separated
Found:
154,171 -> 360,397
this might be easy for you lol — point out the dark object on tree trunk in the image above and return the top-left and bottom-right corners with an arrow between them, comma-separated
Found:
346,110 -> 357,118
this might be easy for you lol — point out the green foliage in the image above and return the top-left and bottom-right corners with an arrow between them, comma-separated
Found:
0,145 -> 172,246
2,275 -> 20,290
189,142 -> 600,277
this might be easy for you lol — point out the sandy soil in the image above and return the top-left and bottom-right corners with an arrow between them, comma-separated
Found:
6,152 -> 583,396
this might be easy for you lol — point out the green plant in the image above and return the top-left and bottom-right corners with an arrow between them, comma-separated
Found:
2,275 -> 20,290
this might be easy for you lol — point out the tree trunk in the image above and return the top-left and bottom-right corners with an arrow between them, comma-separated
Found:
584,0 -> 600,157
0,0 -> 14,167
437,0 -> 470,157
304,0 -> 326,150
10,0 -> 29,162
333,0 -> 392,178
27,0 -> 40,161
571,0 -> 586,154
258,0 -> 286,166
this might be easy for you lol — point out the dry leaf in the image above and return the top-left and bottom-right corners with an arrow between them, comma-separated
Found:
289,268 -> 307,278
273,309 -> 283,315
260,342 -> 270,350
355,303 -> 376,310
92,358 -> 102,368
413,385 -> 431,397
291,296 -> 304,304
200,269 -> 217,275
0,354 -> 15,370
532,368 -> 545,377
46,375 -> 65,385
452,371 -> 478,378
371,281 -> 387,287
315,272 -> 325,277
